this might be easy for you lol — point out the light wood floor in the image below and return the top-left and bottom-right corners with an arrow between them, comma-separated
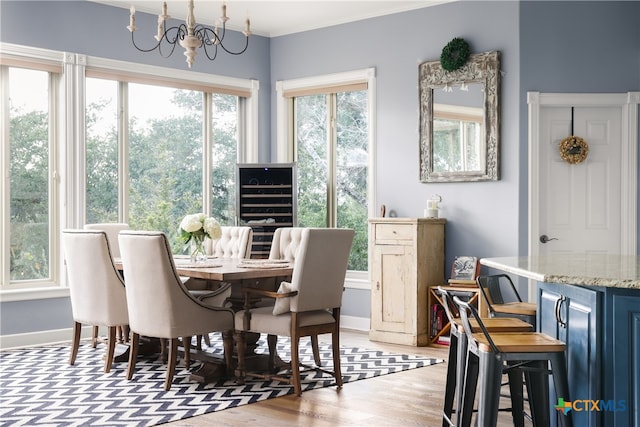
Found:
165,329 -> 518,427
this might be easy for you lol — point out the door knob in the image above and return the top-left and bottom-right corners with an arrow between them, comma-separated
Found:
539,234 -> 558,244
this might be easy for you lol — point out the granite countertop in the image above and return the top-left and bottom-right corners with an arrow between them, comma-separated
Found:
480,254 -> 640,289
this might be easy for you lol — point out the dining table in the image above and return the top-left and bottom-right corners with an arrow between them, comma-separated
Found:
113,255 -> 294,383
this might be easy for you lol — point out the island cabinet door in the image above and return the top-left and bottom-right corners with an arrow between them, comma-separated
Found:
538,282 -> 602,427
606,290 -> 640,427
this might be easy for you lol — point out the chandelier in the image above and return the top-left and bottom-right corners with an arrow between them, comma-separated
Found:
127,0 -> 251,68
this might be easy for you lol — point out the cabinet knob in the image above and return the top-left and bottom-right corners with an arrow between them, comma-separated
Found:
376,281 -> 380,290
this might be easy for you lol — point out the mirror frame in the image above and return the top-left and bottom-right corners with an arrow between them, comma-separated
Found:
419,50 -> 501,182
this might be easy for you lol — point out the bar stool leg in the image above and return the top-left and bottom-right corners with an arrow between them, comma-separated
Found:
477,351 -> 503,427
524,360 -> 550,427
459,349 -> 479,427
454,332 -> 469,427
506,364 -> 525,427
442,331 -> 459,427
550,353 -> 573,427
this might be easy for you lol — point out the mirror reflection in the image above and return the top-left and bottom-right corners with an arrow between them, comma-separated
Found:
432,82 -> 484,173
419,51 -> 500,182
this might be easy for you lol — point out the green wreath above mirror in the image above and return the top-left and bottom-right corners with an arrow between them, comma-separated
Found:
440,37 -> 471,71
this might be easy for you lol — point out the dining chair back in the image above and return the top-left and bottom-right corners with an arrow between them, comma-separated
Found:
477,274 -> 537,326
83,223 -> 129,259
235,227 -> 355,396
118,230 -> 235,390
61,229 -> 129,373
205,226 -> 253,259
269,227 -> 305,261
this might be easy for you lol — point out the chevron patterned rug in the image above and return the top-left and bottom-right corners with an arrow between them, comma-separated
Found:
0,334 -> 442,426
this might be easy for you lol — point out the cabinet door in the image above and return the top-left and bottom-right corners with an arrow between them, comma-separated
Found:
607,291 -> 640,427
538,283 -> 601,427
371,244 -> 415,334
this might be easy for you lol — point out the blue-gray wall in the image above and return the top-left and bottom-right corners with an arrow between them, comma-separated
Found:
1,1 -> 639,335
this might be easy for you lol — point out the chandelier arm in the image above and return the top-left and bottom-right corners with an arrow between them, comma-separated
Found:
217,37 -> 250,56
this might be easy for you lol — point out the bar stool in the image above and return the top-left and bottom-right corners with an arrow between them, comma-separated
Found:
453,296 -> 572,427
477,274 -> 537,326
437,287 -> 533,427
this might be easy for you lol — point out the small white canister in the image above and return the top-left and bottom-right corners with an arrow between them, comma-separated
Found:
424,194 -> 442,218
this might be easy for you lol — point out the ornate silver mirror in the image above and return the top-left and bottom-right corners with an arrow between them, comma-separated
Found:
419,51 -> 501,182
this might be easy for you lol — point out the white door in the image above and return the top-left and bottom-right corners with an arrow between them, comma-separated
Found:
528,92 -> 638,300
538,106 -> 622,254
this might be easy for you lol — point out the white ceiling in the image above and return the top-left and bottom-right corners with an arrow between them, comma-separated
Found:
93,0 -> 452,37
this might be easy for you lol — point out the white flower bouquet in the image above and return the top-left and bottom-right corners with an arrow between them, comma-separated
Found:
179,213 -> 222,262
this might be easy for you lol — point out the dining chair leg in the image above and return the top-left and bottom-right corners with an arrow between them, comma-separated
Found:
105,326 -> 117,373
92,325 -> 99,348
69,321 -> 82,365
182,336 -> 191,369
331,326 -> 343,388
234,330 -> 247,384
267,334 -> 277,372
160,338 -> 168,363
290,333 -> 302,396
222,330 -> 233,377
127,332 -> 140,380
311,335 -> 322,366
165,338 -> 179,391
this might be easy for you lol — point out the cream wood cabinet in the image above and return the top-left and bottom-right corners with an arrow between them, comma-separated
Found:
369,218 -> 446,346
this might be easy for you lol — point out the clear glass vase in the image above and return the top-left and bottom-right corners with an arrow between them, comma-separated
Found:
189,236 -> 207,264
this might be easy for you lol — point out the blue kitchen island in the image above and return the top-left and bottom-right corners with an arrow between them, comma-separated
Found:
481,255 -> 640,427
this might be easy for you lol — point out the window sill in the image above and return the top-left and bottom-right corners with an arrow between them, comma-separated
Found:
0,286 -> 70,302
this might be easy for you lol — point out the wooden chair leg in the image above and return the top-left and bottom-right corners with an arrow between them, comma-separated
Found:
160,338 -> 168,363
126,332 -> 140,380
69,321 -> 82,365
311,335 -> 322,366
234,331 -> 247,384
267,334 -> 277,372
182,336 -> 191,369
203,334 -> 211,346
290,333 -> 301,396
222,330 -> 233,377
165,338 -> 179,391
196,335 -> 203,351
92,325 -> 99,348
104,326 -> 117,373
331,328 -> 343,388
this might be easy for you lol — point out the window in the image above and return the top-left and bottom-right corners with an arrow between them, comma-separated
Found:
1,63 -> 60,288
86,78 -> 241,251
1,43 -> 258,293
277,69 -> 375,275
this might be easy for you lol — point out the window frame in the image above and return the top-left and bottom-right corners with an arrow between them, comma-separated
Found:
0,42 -> 259,300
275,68 -> 376,289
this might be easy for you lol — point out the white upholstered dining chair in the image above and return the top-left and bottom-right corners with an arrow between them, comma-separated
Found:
83,223 -> 129,259
186,226 -> 253,347
118,230 -> 235,391
83,222 -> 130,344
61,229 -> 129,373
234,228 -> 354,396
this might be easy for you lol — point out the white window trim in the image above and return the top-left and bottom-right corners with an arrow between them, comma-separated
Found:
0,43 -> 260,300
275,68 -> 377,289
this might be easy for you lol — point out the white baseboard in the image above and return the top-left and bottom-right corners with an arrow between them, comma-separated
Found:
0,326 -> 93,350
1,317 -> 371,350
340,315 -> 370,332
